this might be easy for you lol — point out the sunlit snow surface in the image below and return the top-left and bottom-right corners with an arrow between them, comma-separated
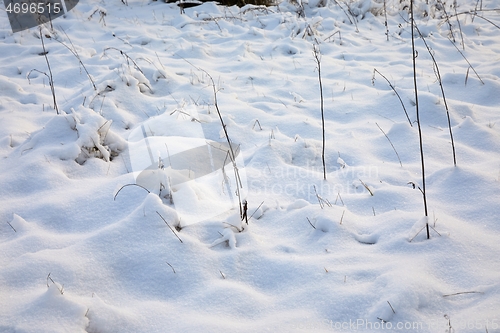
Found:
0,0 -> 499,332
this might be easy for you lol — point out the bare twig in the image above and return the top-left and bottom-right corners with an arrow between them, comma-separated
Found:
46,273 -> 64,294
113,183 -> 151,200
332,0 -> 354,25
372,69 -> 412,126
409,225 -> 426,242
449,11 -> 500,30
222,222 -> 243,233
332,0 -> 358,32
252,119 -> 262,130
410,0 -> 430,239
429,224 -> 442,236
104,47 -> 144,75
452,0 -> 465,50
314,185 -> 332,208
359,179 -> 374,196
313,44 -> 327,180
248,201 -> 264,221
376,122 -> 403,167
436,0 -> 455,42
306,217 -> 316,229
334,192 -> 345,206
54,30 -> 97,90
443,291 -> 483,297
38,29 -> 58,114
447,38 -> 484,85
176,57 -> 247,223
156,211 -> 183,243
383,0 -> 389,40
387,301 -> 396,314
414,24 -> 457,166
166,262 -> 176,273
7,221 -> 17,232
323,30 -> 342,44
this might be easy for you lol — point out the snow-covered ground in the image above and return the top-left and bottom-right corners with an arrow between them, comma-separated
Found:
1,0 -> 499,331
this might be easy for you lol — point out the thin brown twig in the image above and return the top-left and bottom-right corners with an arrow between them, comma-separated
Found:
113,183 -> 150,200
376,122 -> 403,167
410,0 -> 430,239
443,291 -> 483,297
156,211 -> 183,243
313,44 -> 327,180
447,38 -> 484,85
372,69 -> 412,126
359,179 -> 374,196
306,217 -> 316,229
414,24 -> 457,166
166,262 -> 176,273
7,221 -> 16,232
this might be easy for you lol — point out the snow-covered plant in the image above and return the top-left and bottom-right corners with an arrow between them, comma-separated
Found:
70,107 -> 126,164
103,47 -> 153,94
14,107 -> 125,166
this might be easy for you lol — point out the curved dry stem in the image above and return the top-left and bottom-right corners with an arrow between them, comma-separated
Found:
414,24 -> 457,166
372,69 -> 412,126
113,183 -> 151,200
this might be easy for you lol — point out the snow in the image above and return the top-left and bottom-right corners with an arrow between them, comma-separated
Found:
1,0 -> 500,332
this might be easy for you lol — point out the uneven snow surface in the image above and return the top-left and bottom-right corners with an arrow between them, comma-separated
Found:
0,0 -> 500,332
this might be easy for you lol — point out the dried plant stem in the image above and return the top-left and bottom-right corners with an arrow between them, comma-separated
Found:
410,0 -> 430,239
450,11 -> 500,30
333,0 -> 359,32
453,0 -> 465,50
372,69 -> 412,126
252,119 -> 262,130
376,122 -> 403,167
248,201 -> 264,221
436,0 -> 455,42
113,183 -> 150,200
46,273 -> 64,294
54,30 -> 96,90
104,47 -> 144,75
323,30 -> 342,44
443,291 -> 483,297
387,301 -> 396,314
332,0 -> 354,25
409,225 -> 426,242
383,0 -> 389,40
334,192 -> 345,206
313,45 -> 327,180
359,179 -> 374,196
156,211 -> 183,243
166,262 -> 176,273
306,217 -> 316,229
414,24 -> 456,166
314,185 -> 332,208
7,221 -> 17,232
447,38 -> 484,84
178,56 -> 246,221
39,29 -> 59,114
